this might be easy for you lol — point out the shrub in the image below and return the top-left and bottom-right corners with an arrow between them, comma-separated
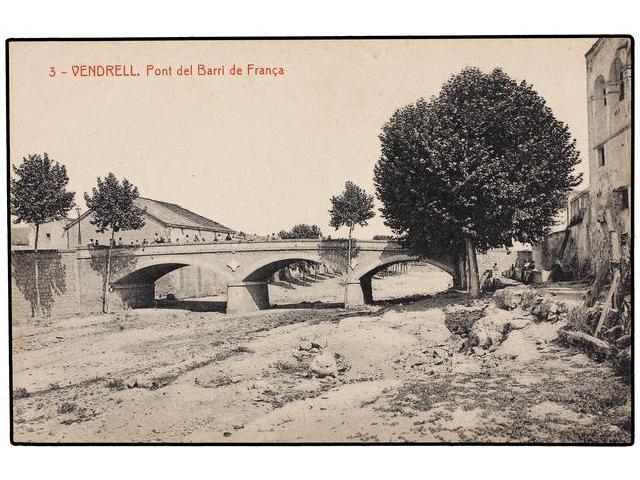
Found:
105,378 -> 126,391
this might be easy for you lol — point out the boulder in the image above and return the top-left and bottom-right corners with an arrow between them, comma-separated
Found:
467,307 -> 513,352
509,318 -> 530,330
493,288 -> 520,310
443,304 -> 487,334
299,340 -> 313,351
520,289 -> 542,310
309,351 -> 338,378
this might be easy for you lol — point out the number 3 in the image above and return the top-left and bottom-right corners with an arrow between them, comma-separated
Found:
49,66 -> 56,77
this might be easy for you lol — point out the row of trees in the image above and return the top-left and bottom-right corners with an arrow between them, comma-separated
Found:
11,154 -> 145,317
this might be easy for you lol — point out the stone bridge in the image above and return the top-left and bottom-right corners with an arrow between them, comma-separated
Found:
76,239 -> 455,314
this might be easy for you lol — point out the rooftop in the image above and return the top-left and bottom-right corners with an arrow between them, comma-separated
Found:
65,197 -> 234,233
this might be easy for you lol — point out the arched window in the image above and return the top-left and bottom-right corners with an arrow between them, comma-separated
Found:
610,57 -> 625,102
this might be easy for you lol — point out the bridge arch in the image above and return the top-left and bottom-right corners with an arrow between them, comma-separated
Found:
107,255 -> 233,310
350,254 -> 455,281
236,252 -> 323,282
347,254 -> 455,307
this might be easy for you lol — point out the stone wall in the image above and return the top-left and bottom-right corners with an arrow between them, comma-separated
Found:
477,248 -> 524,276
155,265 -> 227,299
10,250 -> 80,319
532,216 -> 592,279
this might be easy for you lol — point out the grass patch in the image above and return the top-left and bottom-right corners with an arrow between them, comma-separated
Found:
105,378 -> 126,391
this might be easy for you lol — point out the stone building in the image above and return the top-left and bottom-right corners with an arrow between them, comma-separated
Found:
534,38 -> 632,279
585,37 -> 632,272
11,197 -> 237,302
63,197 -> 236,248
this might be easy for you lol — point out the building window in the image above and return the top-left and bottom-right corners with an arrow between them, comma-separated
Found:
45,233 -> 51,239
593,75 -> 607,114
619,69 -> 625,101
613,186 -> 630,210
597,146 -> 605,167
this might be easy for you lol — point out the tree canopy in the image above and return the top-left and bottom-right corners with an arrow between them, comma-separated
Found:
374,67 -> 582,257
329,181 -> 375,232
10,153 -> 75,227
278,224 -> 322,239
84,173 -> 145,234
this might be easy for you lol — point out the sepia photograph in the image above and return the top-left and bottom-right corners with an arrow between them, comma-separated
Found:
7,36 -> 633,445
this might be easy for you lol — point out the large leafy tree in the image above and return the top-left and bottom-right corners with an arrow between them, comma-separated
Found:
84,173 -> 145,313
278,224 -> 322,239
329,181 -> 375,288
375,67 -> 581,295
10,153 -> 75,317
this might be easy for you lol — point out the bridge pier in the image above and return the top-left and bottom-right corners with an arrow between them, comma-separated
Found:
344,276 -> 373,308
226,281 -> 270,314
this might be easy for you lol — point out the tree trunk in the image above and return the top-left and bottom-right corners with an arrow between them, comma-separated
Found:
102,230 -> 115,313
461,249 -> 469,290
455,253 -> 465,289
344,225 -> 354,306
465,238 -> 480,297
33,223 -> 41,318
347,225 -> 353,273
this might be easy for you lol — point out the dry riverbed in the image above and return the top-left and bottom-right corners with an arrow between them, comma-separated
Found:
11,270 -> 631,443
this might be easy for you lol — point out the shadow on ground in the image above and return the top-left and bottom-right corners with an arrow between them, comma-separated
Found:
154,298 -> 226,313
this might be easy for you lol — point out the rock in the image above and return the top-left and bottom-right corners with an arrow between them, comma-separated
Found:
468,308 -> 513,351
299,340 -> 313,351
334,352 -> 350,373
309,351 -> 338,378
493,288 -> 520,310
520,289 -> 541,310
443,304 -> 487,334
509,318 -> 530,330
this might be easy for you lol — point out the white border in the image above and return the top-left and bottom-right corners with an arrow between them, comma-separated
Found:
1,1 -> 637,479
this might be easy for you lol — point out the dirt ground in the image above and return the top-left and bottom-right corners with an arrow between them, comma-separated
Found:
11,267 -> 632,444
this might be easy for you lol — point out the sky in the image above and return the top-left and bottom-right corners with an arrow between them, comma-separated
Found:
9,38 -> 596,238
